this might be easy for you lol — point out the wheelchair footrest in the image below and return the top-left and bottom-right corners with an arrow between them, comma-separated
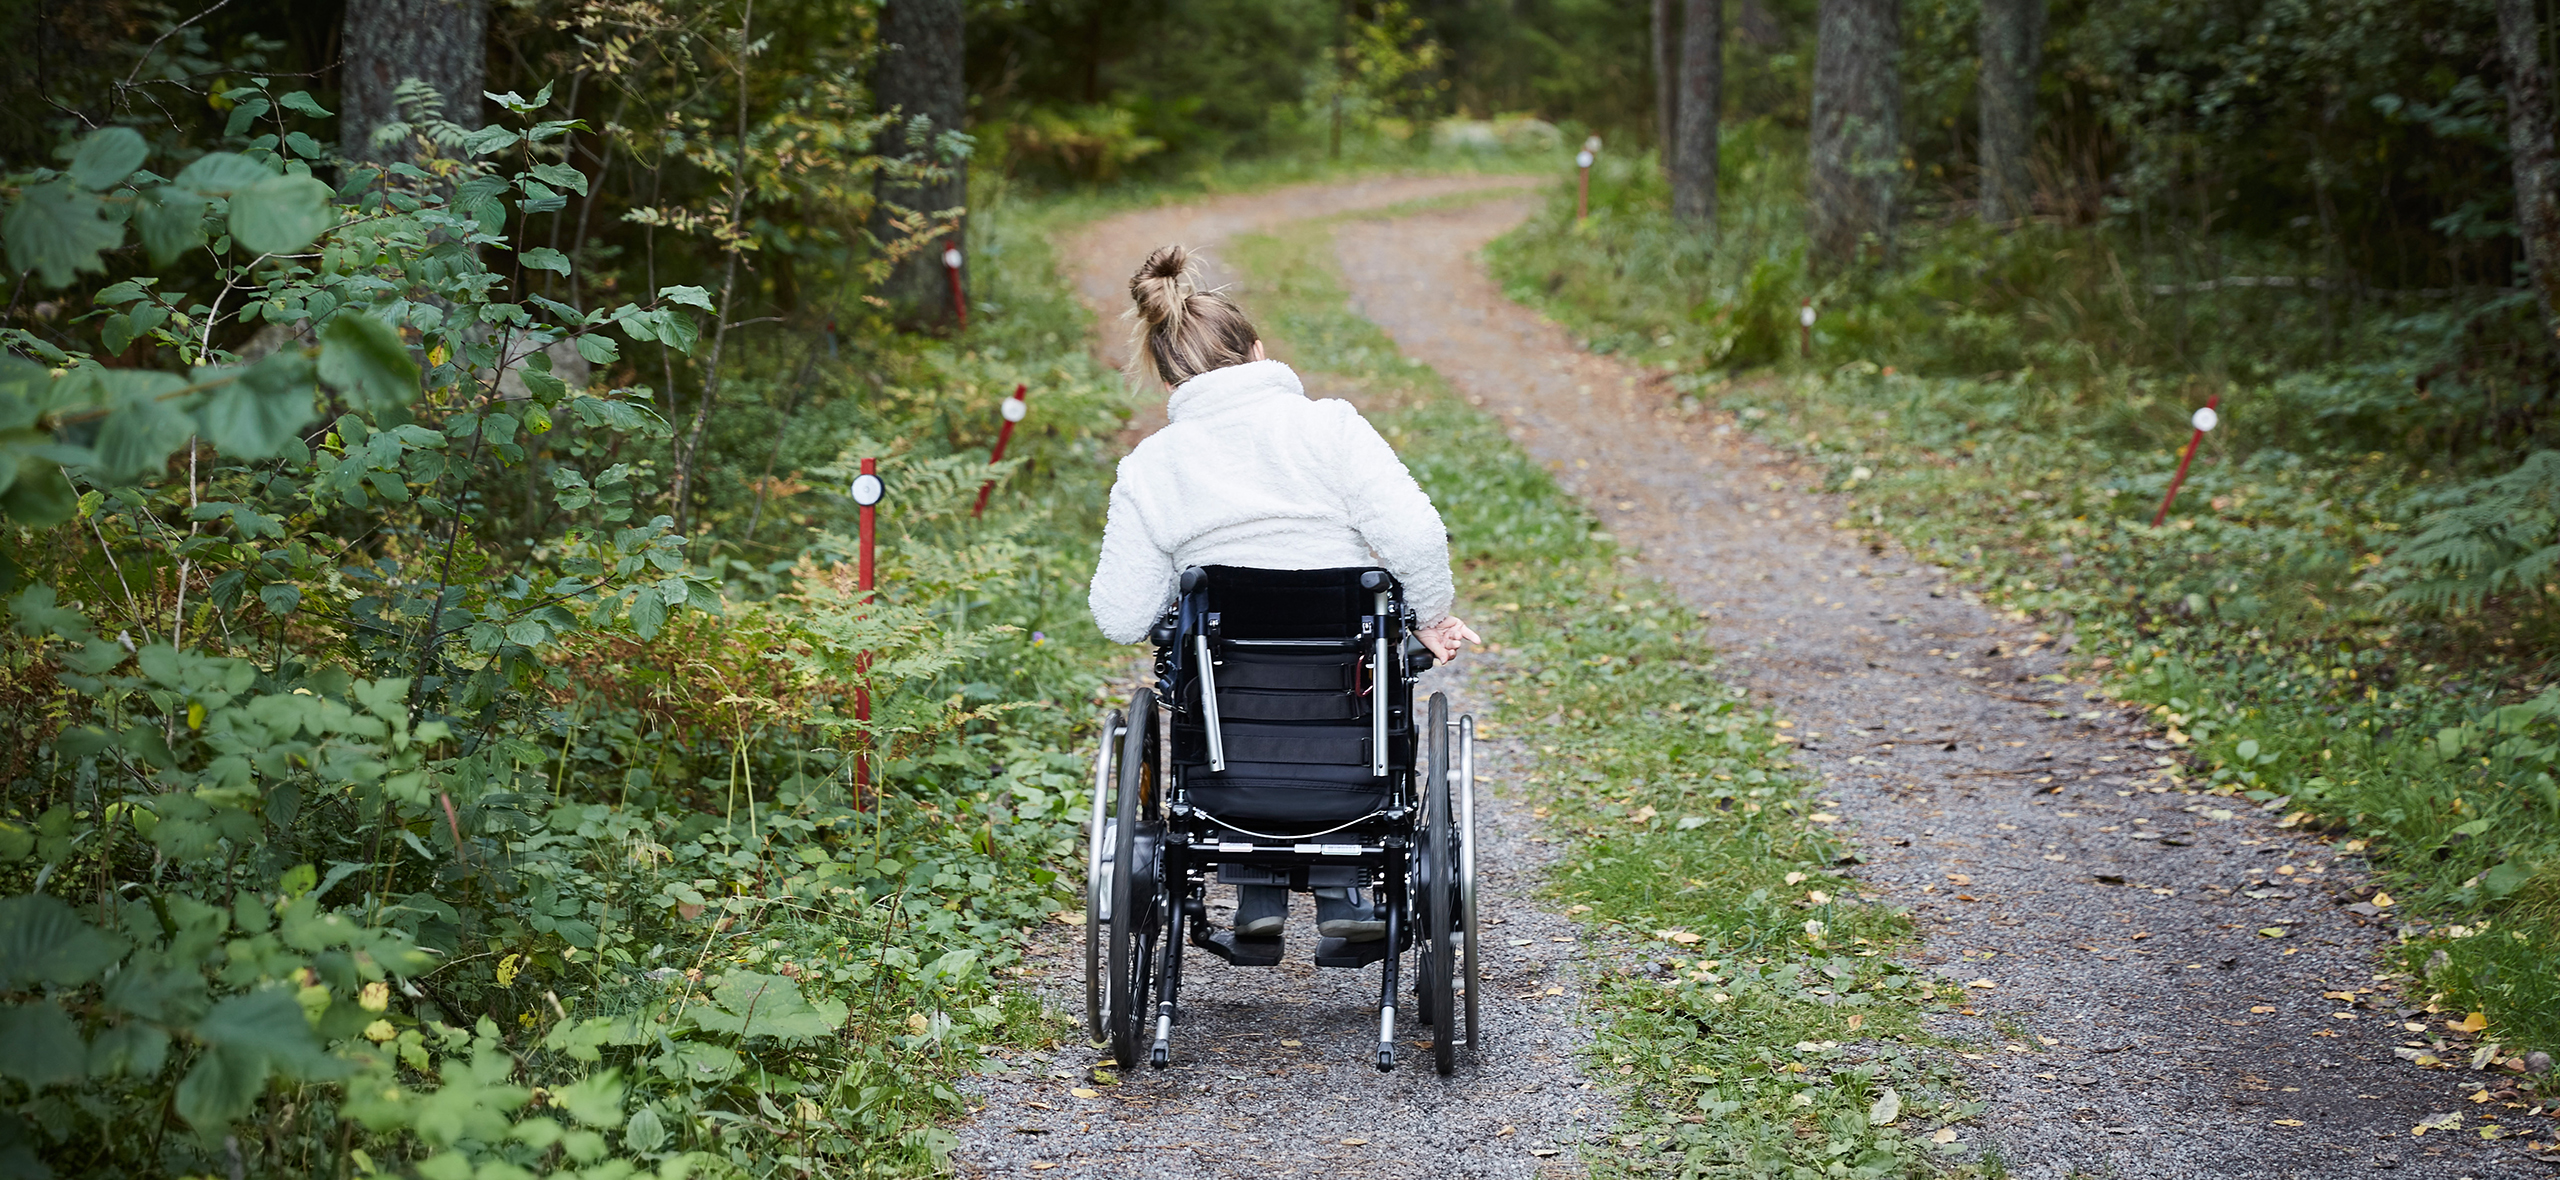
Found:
1314,936 -> 1392,968
1196,929 -> 1285,967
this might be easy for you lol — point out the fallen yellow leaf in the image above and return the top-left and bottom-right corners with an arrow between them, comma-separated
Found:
1030,1164 -> 1057,1171
2272,1119 -> 2304,1127
1945,873 -> 1973,886
1069,1088 -> 1099,1099
1498,1125 -> 1516,1136
2250,1005 -> 2276,1014
1280,1039 -> 1302,1047
1966,979 -> 1997,989
1931,1128 -> 1959,1144
2369,891 -> 2394,908
1846,1014 -> 1866,1031
1340,1138 -> 1369,1146
2450,1012 -> 2488,1034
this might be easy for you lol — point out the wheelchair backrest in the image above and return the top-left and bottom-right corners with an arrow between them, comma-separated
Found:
1181,565 -> 1401,640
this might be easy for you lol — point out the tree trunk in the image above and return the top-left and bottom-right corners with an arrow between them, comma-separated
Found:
1808,0 -> 1901,273
1976,0 -> 2043,222
871,0 -> 968,331
2498,0 -> 2560,348
339,0 -> 488,162
1653,0 -> 1677,163
1671,0 -> 1722,230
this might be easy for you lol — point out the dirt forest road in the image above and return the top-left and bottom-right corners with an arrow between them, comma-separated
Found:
952,177 -> 2531,1180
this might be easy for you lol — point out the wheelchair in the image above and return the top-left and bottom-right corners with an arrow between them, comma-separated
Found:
1082,566 -> 1481,1075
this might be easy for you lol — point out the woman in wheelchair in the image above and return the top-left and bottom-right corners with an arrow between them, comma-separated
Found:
1082,245 -> 1484,1072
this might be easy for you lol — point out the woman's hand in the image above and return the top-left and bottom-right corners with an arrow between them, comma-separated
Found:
1417,615 -> 1482,661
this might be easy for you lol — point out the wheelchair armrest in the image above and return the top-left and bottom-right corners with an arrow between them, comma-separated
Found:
1402,633 -> 1436,673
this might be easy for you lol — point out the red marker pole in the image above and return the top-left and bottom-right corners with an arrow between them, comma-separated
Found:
942,243 -> 967,330
2151,395 -> 2222,527
972,384 -> 1031,517
849,458 -> 884,791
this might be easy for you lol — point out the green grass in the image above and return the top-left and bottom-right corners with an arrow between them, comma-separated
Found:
1486,168 -> 2560,1068
1222,210 -> 1997,1178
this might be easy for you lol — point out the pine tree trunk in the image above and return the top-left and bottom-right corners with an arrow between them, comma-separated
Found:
2497,0 -> 2560,349
1653,0 -> 1678,164
1808,0 -> 1901,273
1671,0 -> 1722,230
1976,0 -> 2043,222
871,0 -> 968,331
339,0 -> 488,162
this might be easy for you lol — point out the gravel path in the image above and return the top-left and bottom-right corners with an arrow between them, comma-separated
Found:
1332,197 -> 2534,1180
949,176 -> 1609,1180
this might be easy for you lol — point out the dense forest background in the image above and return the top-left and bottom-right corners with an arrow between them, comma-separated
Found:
9,0 -> 2560,1176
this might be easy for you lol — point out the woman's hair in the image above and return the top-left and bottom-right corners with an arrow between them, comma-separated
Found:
1126,245 -> 1260,387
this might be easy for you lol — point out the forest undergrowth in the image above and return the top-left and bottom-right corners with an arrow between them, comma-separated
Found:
0,65 -> 1555,1176
1224,210 -> 1998,1179
1490,135 -> 2560,1064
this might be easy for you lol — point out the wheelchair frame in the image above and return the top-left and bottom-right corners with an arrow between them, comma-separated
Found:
1083,567 -> 1481,1074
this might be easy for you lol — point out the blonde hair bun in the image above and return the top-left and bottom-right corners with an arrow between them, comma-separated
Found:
1124,244 -> 1261,388
1129,245 -> 1197,328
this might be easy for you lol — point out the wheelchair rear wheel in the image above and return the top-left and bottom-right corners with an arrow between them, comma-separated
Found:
1420,692 -> 1458,1075
1459,714 -> 1482,1052
1105,690 -> 1166,1070
1082,709 -> 1126,1041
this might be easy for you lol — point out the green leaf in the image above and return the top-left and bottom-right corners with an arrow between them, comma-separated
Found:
572,333 -> 619,365
657,284 -> 714,310
80,370 -> 194,482
529,161 -> 589,196
656,309 -> 700,355
278,91 -> 333,118
317,312 -> 419,414
194,988 -> 340,1078
68,127 -> 148,191
622,1105 -> 667,1152
0,894 -> 127,988
87,1021 -> 170,1078
227,174 -> 335,256
3,181 -> 124,287
0,1004 -> 85,1088
196,349 -> 317,460
258,583 -> 300,616
2482,861 -> 2532,899
174,1044 -> 269,1130
551,1071 -> 625,1128
137,188 -> 210,265
627,587 -> 667,639
518,247 -> 571,274
172,152 -> 276,195
685,972 -> 847,1040
0,454 -> 75,528
504,619 -> 546,647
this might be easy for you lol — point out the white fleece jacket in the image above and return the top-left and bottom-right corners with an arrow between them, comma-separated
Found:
1087,359 -> 1454,644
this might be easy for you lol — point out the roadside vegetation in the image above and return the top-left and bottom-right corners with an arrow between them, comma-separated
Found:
1491,134 -> 2560,1059
1229,214 -> 1994,1178
0,24 -> 1552,1171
